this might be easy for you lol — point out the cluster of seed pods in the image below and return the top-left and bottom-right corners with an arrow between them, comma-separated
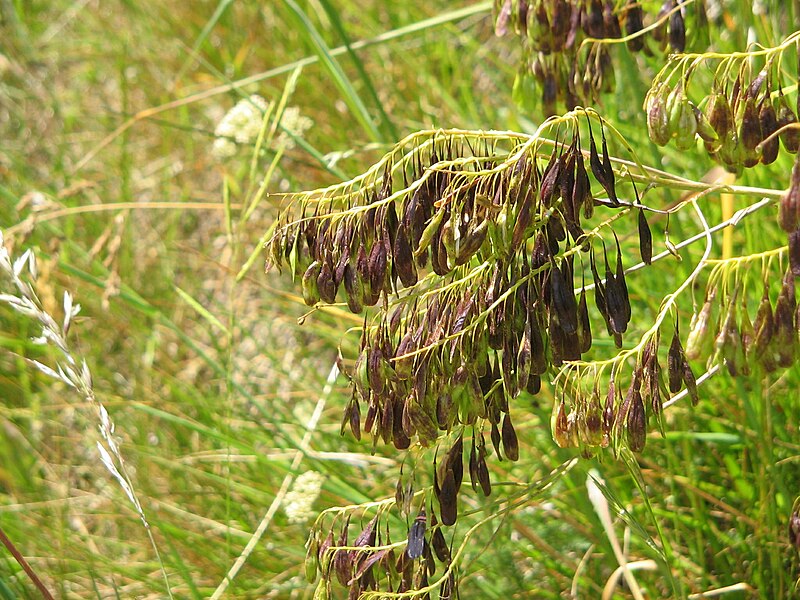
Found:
305,510 -> 459,600
645,45 -> 800,172
494,0 -> 709,115
268,120 -> 664,597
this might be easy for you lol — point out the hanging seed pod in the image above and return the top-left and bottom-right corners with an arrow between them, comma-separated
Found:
476,448 -> 492,496
431,526 -> 450,563
715,304 -> 743,376
739,97 -> 762,167
779,155 -> 800,233
318,258 -> 338,304
626,388 -> 646,453
407,509 -> 427,559
517,316 -> 532,391
776,89 -> 800,153
393,225 -> 418,288
667,0 -> 685,52
334,522 -> 353,586
303,260 -> 323,306
577,287 -> 592,354
638,208 -> 652,265
693,103 -> 719,147
647,82 -> 672,146
758,98 -> 780,165
686,288 -> 715,359
343,264 -> 364,314
774,271 -> 797,368
550,261 -> 578,334
624,0 -> 645,52
753,287 -> 775,367
706,90 -> 733,138
554,399 -> 570,448
668,327 -> 684,393
438,468 -> 458,526
789,228 -> 800,277
490,420 -> 502,459
502,412 -> 520,461
682,359 -> 699,405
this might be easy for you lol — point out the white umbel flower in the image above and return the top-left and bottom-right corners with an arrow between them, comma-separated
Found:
283,470 -> 325,524
212,95 -> 269,160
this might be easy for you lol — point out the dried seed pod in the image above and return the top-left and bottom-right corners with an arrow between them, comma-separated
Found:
490,420 -> 502,459
638,208 -> 652,265
318,258 -> 338,304
438,468 -> 458,526
706,90 -> 733,138
577,287 -> 592,354
739,97 -> 762,167
753,287 -> 775,369
624,0 -> 644,51
758,99 -> 780,165
431,526 -> 450,563
407,509 -> 427,559
343,264 -> 364,314
776,89 -> 800,153
550,261 -> 578,334
774,271 -> 797,368
682,359 -> 699,405
303,260 -> 323,306
502,412 -> 520,461
334,521 -> 353,586
790,228 -> 800,277
626,387 -> 646,453
667,0 -> 685,52
668,328 -> 684,394
393,225 -> 418,288
779,155 -> 800,233
554,399 -> 570,448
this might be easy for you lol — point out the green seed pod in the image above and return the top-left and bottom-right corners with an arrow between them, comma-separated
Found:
305,536 -> 319,583
669,89 -> 697,149
693,103 -> 719,146
302,260 -> 322,306
343,264 -> 363,314
686,288 -> 715,359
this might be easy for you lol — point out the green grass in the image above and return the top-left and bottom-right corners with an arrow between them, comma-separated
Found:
1,1 -> 799,598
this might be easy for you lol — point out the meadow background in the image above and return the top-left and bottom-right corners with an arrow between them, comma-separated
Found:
1,1 -> 799,598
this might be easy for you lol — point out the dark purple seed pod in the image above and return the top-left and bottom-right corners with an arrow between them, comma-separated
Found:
758,99 -> 780,165
393,225 -> 418,288
583,0 -> 605,38
490,419 -> 502,459
406,508 -> 427,559
668,328 -> 684,393
626,388 -> 646,453
317,258 -> 337,304
392,400 -> 411,450
790,507 -> 800,549
343,264 -> 364,314
368,347 -> 385,396
753,288 -> 775,365
789,228 -> 800,278
682,359 -> 699,405
476,449 -> 492,496
502,412 -> 520,461
577,288 -> 592,354
431,526 -> 450,563
776,89 -> 800,153
602,1 -> 621,38
438,468 -> 458,526
638,208 -> 653,265
550,261 -> 578,334
706,91 -> 733,138
739,97 -> 762,167
774,271 -> 797,368
779,155 -> 800,232
624,0 -> 645,51
668,2 -> 685,52
334,521 -> 353,586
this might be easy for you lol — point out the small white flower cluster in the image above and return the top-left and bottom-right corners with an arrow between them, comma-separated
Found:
212,95 -> 270,160
211,96 -> 314,160
283,470 -> 325,524
276,106 -> 314,150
